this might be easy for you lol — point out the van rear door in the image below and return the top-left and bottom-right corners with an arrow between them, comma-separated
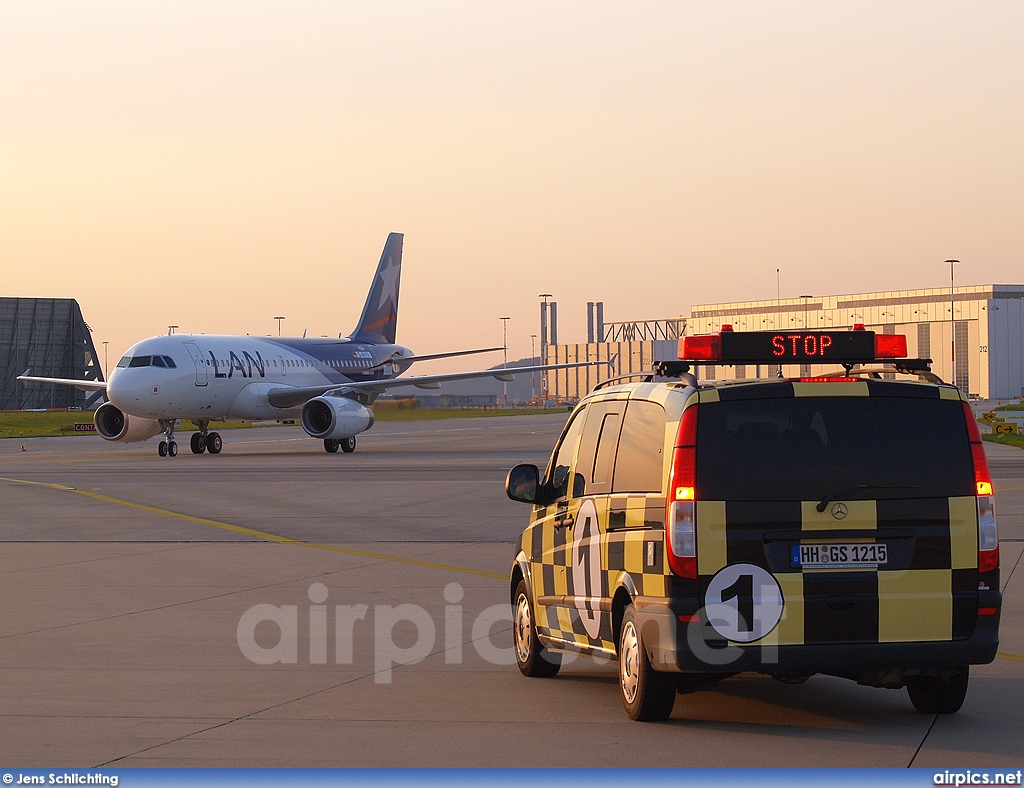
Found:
693,382 -> 978,647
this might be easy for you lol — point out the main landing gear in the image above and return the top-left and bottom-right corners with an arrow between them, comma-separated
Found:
323,436 -> 356,454
157,420 -> 223,457
189,420 -> 222,455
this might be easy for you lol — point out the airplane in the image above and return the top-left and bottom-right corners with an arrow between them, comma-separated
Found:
19,233 -> 597,457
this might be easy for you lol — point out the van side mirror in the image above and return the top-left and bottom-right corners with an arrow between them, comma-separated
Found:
506,464 -> 540,504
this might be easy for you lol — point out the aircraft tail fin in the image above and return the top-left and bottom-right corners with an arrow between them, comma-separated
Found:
350,233 -> 403,345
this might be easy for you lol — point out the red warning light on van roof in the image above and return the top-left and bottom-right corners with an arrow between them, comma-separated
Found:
680,334 -> 721,360
874,334 -> 908,358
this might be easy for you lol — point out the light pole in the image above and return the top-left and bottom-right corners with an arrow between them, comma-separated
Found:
800,295 -> 813,328
500,316 -> 510,407
102,341 -> 108,379
168,325 -> 178,335
945,260 -> 959,387
530,334 -> 537,401
274,316 -> 285,336
538,294 -> 552,401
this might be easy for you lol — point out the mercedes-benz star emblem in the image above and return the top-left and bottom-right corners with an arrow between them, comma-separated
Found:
830,502 -> 849,520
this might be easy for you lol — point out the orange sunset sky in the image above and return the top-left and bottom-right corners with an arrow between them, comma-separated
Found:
3,2 -> 1023,370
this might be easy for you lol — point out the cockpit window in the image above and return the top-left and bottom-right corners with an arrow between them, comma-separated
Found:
128,356 -> 152,367
116,356 -> 131,368
163,356 -> 177,368
152,356 -> 166,368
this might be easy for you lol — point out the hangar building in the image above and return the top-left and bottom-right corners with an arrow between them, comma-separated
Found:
543,285 -> 1024,402
0,297 -> 104,410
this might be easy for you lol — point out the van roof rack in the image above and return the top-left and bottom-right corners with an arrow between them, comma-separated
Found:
593,362 -> 697,391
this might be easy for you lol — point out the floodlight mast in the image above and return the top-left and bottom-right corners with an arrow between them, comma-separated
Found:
945,260 -> 959,388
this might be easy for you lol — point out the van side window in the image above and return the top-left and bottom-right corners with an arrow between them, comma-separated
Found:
573,401 -> 626,496
612,400 -> 667,493
546,407 -> 588,501
592,413 -> 622,486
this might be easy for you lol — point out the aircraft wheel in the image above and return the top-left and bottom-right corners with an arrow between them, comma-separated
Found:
190,433 -> 206,454
158,441 -> 168,457
207,433 -> 223,454
341,436 -> 356,453
168,440 -> 178,457
324,439 -> 339,453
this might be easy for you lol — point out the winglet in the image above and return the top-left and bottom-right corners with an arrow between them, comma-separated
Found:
350,233 -> 404,345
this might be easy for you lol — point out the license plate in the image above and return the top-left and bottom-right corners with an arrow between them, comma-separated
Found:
791,542 -> 887,569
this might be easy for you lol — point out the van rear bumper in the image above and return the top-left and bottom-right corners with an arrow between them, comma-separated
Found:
635,596 -> 1000,675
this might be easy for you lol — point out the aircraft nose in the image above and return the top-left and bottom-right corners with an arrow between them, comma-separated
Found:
105,369 -> 131,406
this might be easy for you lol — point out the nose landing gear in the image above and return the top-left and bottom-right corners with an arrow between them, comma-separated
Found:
158,420 -> 178,458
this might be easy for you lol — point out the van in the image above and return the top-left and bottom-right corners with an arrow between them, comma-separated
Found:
505,327 -> 1000,720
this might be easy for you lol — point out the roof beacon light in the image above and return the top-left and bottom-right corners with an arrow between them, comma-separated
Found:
874,334 -> 908,359
680,334 -> 721,361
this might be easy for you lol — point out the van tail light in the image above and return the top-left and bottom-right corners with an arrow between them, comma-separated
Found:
964,402 -> 999,574
977,497 -> 999,573
666,405 -> 698,579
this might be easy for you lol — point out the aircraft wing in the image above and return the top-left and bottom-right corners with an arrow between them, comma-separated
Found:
17,374 -> 107,392
266,360 -> 603,409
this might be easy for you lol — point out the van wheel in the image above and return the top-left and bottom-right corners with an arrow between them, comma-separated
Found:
907,667 -> 969,714
513,579 -> 560,677
619,605 -> 676,721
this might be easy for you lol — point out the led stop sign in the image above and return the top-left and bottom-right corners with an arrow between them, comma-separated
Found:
679,329 -> 907,365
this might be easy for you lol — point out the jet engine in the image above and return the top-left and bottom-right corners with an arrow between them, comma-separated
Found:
94,402 -> 164,443
300,396 -> 375,440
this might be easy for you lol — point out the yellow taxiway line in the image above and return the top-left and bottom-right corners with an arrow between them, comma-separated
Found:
0,475 -> 506,580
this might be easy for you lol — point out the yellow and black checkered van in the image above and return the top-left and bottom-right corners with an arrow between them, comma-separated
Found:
506,327 -> 1000,721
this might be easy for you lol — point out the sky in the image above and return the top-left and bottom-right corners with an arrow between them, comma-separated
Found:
2,1 -> 1023,371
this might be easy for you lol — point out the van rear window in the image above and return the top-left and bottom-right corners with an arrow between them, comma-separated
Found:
695,396 -> 973,501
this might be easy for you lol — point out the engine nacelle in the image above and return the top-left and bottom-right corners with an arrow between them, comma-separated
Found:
94,402 -> 164,443
300,396 -> 375,440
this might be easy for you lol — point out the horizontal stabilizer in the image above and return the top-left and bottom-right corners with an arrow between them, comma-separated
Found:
399,346 -> 504,364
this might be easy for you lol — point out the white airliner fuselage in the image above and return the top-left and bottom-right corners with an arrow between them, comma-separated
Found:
108,333 -> 414,422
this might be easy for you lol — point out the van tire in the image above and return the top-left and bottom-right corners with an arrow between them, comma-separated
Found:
619,605 -> 676,721
906,667 -> 969,714
513,579 -> 560,678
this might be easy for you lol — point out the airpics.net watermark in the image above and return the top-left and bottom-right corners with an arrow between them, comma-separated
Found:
237,582 -> 519,683
235,582 -> 777,681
